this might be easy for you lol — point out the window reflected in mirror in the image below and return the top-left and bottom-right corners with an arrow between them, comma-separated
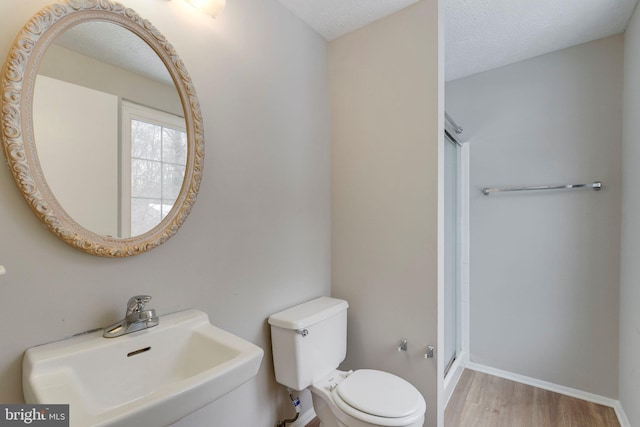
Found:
122,102 -> 187,236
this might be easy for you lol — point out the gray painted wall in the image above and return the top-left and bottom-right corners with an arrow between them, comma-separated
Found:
0,0 -> 329,425
621,6 -> 640,425
446,34 -> 623,399
330,1 -> 443,426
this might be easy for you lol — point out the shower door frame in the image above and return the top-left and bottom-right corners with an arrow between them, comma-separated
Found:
443,133 -> 470,403
444,135 -> 462,376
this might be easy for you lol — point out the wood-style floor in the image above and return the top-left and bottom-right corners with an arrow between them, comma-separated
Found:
445,369 -> 620,427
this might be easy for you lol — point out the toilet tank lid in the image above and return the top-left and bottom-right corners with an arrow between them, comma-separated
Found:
268,297 -> 348,330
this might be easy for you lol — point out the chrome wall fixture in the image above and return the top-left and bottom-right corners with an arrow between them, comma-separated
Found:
424,345 -> 435,359
482,181 -> 602,196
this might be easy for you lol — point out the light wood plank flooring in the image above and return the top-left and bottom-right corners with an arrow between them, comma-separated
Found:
445,369 -> 620,427
306,418 -> 321,427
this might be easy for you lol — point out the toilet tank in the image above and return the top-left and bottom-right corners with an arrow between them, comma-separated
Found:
268,297 -> 349,391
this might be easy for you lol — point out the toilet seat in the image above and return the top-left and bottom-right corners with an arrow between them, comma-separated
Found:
336,370 -> 422,418
325,369 -> 425,426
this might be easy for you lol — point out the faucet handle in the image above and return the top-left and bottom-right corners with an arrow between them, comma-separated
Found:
127,295 -> 152,315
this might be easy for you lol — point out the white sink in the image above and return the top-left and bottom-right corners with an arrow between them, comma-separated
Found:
23,309 -> 263,427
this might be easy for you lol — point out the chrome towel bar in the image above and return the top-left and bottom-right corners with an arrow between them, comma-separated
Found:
482,181 -> 602,196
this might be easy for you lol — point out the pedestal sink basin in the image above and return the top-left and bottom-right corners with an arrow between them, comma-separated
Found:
22,309 -> 263,427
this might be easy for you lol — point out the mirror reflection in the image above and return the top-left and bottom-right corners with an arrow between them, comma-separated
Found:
33,21 -> 186,238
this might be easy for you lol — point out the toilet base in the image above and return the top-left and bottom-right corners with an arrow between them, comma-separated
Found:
311,392 -> 344,427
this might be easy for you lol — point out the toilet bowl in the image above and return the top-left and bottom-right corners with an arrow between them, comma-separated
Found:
310,369 -> 425,427
268,297 -> 426,427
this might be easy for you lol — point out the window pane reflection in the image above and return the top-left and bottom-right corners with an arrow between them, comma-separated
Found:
130,116 -> 186,235
132,120 -> 161,160
163,127 -> 187,165
131,198 -> 162,235
131,159 -> 161,198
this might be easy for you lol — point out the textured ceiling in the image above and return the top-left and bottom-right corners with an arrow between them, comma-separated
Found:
50,1 -> 640,86
446,0 -> 639,81
274,0 -> 419,41
275,0 -> 638,81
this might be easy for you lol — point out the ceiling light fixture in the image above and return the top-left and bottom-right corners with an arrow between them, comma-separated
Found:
184,0 -> 226,18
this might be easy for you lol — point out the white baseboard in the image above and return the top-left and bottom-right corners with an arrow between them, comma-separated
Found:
613,401 -> 632,427
465,362 -> 630,426
289,408 -> 317,427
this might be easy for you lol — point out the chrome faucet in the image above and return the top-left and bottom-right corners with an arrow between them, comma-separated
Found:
103,295 -> 159,338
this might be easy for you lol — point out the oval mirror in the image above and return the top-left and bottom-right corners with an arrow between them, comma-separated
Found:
1,1 -> 204,257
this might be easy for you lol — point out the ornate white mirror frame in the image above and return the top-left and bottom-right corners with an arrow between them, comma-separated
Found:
1,0 -> 204,257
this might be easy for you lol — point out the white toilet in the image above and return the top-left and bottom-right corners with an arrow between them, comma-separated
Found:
268,297 -> 426,427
